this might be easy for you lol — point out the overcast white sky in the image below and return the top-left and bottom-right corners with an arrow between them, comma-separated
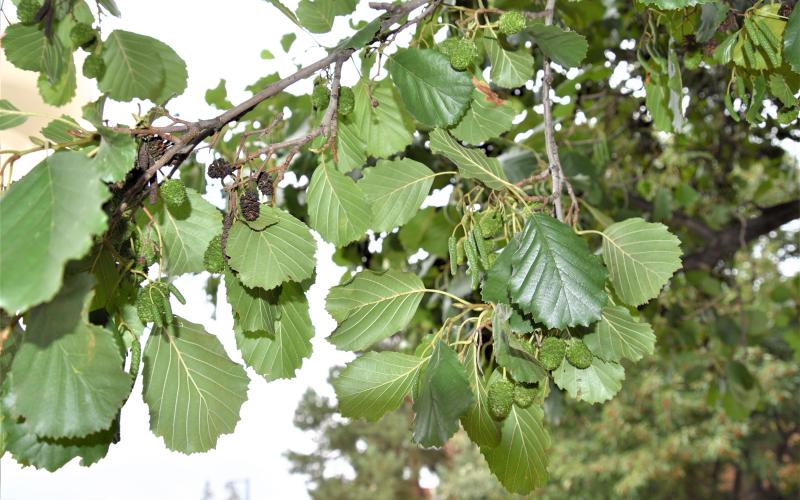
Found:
0,1 -> 396,498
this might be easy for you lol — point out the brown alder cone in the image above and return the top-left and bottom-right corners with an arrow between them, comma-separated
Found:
239,190 -> 260,221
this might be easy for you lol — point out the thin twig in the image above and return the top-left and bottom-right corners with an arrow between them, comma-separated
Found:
540,0 -> 565,222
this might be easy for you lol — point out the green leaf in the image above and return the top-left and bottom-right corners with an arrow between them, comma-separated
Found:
226,206 -> 316,291
234,282 -> 314,381
359,158 -> 435,232
460,344 -> 501,448
89,247 -> 121,311
0,99 -> 28,130
527,24 -> 588,68
134,188 -> 221,276
696,3 -> 729,43
645,80 -> 672,132
281,33 -> 297,52
601,217 -> 682,306
583,305 -> 656,362
398,207 -> 457,258
98,0 -> 122,16
2,404 -> 114,472
307,162 -> 371,246
335,17 -> 382,50
225,269 -> 280,334
786,5 -> 800,74
667,46 -> 684,132
333,351 -> 426,421
2,24 -> 50,72
92,128 -> 136,182
552,357 -> 624,404
429,129 -> 510,190
492,304 -> 547,383
327,270 -> 425,351
412,341 -> 473,448
388,48 -> 473,127
451,90 -> 516,145
0,152 -> 109,312
509,214 -> 608,329
205,79 -> 233,109
150,37 -> 188,103
263,0 -> 303,30
296,0 -> 357,33
11,275 -> 131,438
769,74 -> 796,108
482,239 -> 517,303
41,116 -> 82,143
480,405 -> 550,494
98,30 -> 165,101
484,38 -> 535,88
37,59 -> 76,106
335,79 -> 415,172
142,317 -> 249,454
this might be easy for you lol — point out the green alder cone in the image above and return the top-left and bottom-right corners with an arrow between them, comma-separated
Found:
312,83 -> 330,110
70,23 -> 97,49
436,38 -> 460,58
539,337 -> 566,371
16,0 -> 40,25
134,233 -> 159,266
135,289 -> 160,324
513,383 -> 537,408
82,54 -> 106,80
135,282 -> 172,326
450,38 -> 479,71
159,179 -> 188,208
487,378 -> 514,420
499,11 -> 526,35
566,338 -> 593,369
479,211 -> 502,238
203,235 -> 224,274
338,86 -> 355,116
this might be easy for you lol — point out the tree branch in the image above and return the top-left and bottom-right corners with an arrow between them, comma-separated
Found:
114,0 -> 436,219
679,200 -> 800,270
540,0 -> 566,222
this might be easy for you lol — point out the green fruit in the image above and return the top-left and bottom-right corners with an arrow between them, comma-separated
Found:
487,379 -> 514,420
312,84 -> 330,110
135,291 -> 158,324
479,211 -> 502,238
450,38 -> 478,71
338,86 -> 355,116
203,235 -> 225,274
82,54 -> 106,80
70,23 -> 97,49
16,0 -> 40,25
538,337 -> 566,371
566,338 -> 593,369
436,38 -> 460,58
513,383 -> 537,408
134,235 -> 158,266
160,179 -> 187,208
141,243 -> 158,266
498,11 -> 526,36
136,281 -> 175,326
